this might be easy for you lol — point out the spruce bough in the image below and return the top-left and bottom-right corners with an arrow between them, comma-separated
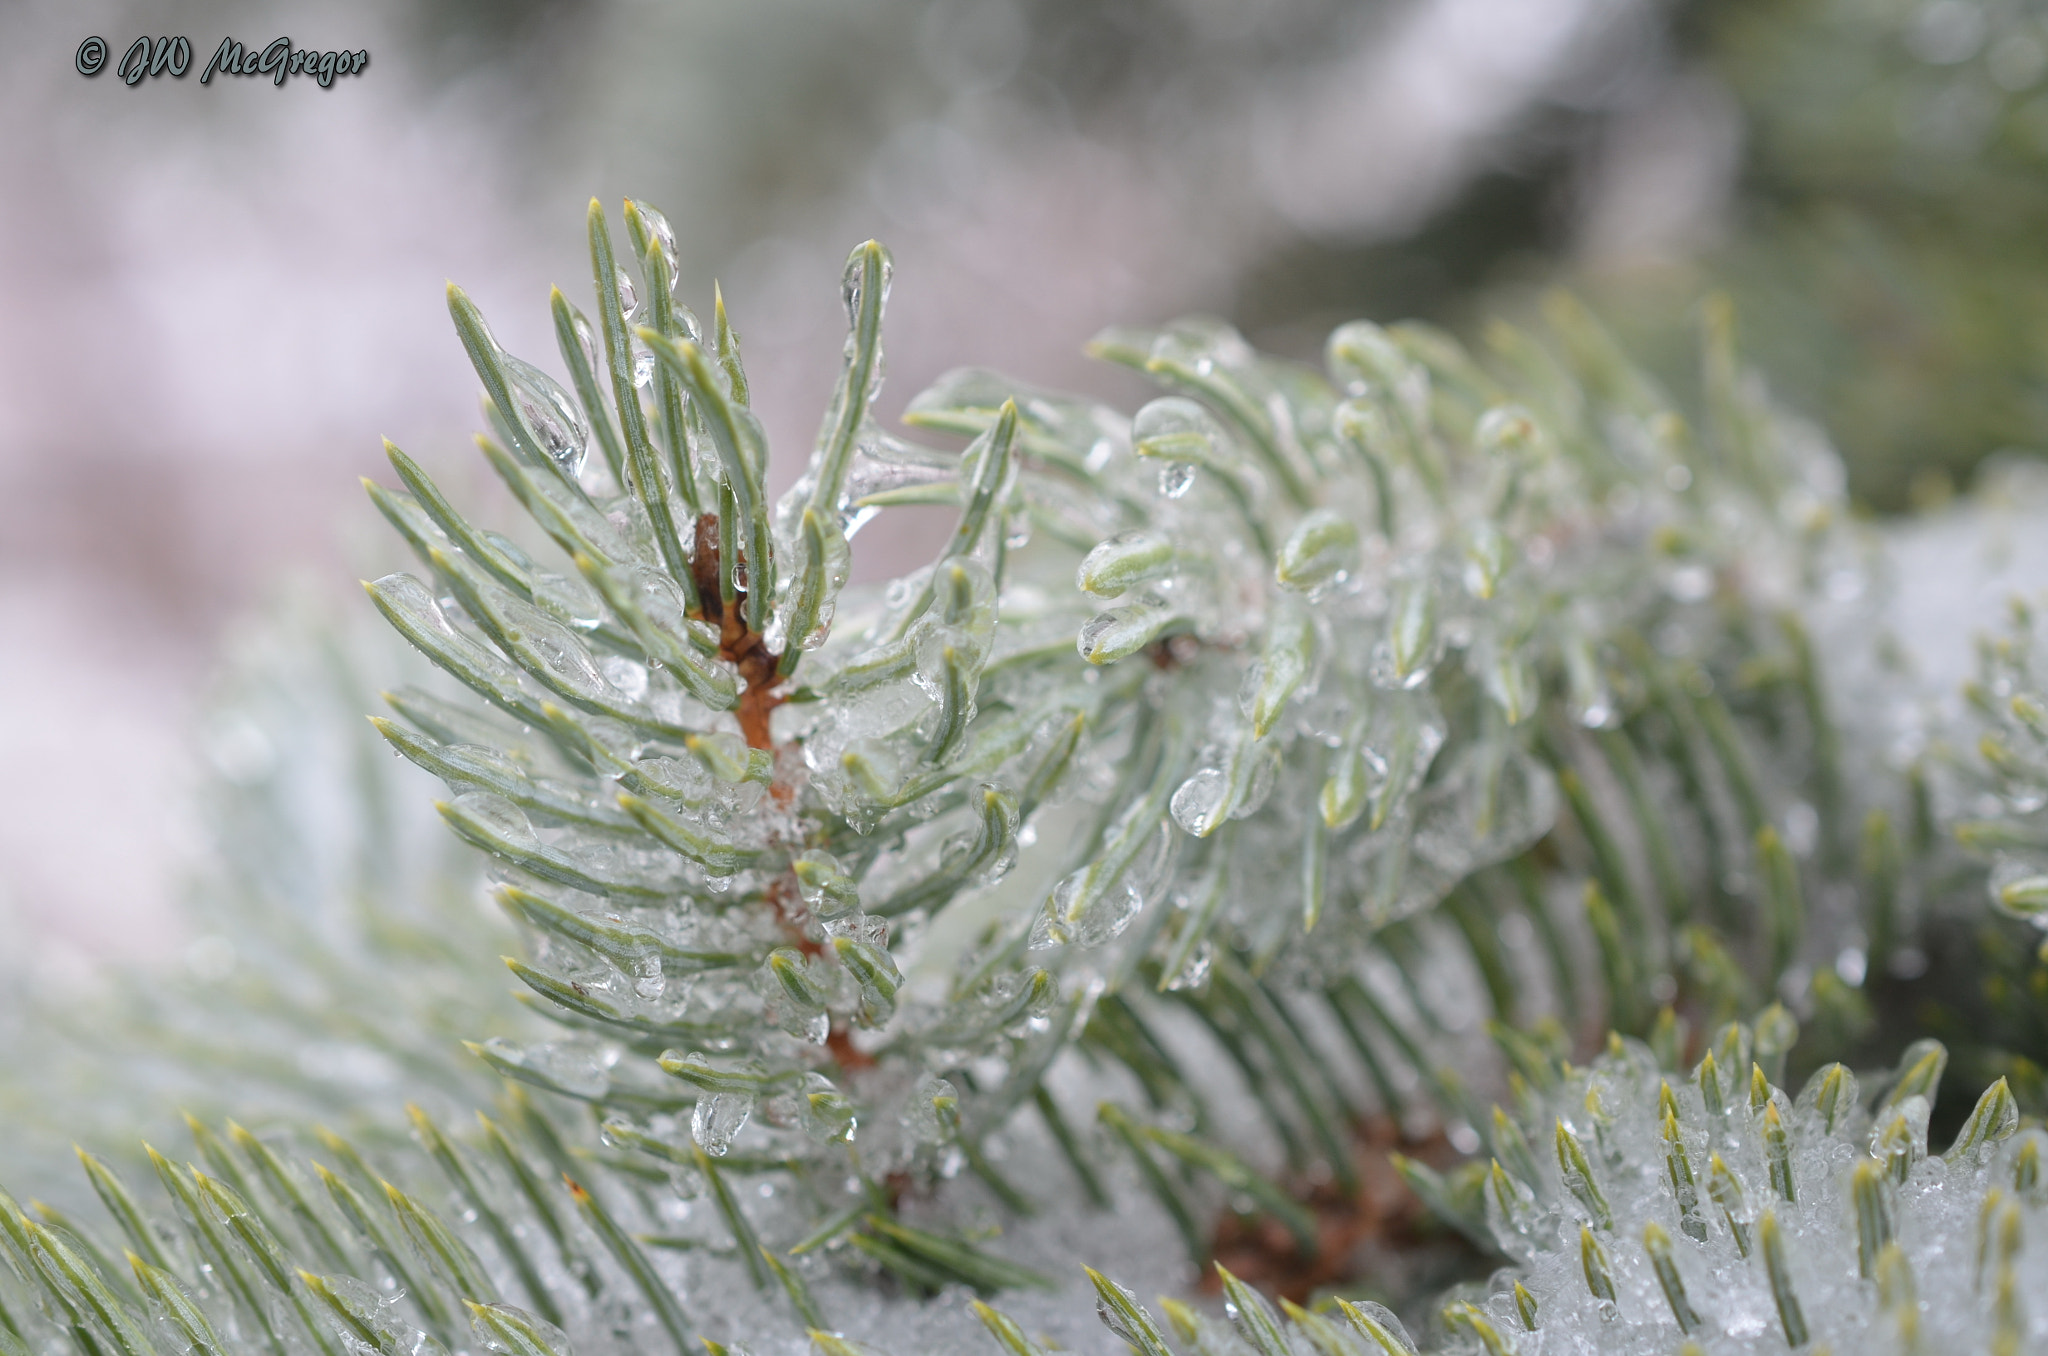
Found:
358,195 -> 1877,1266
2,196 -> 2043,1356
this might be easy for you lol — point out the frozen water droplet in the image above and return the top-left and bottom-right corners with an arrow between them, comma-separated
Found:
794,850 -> 859,918
481,532 -> 534,572
633,344 -> 655,390
1171,767 -> 1227,836
484,1038 -> 616,1098
1234,746 -> 1278,820
531,569 -> 605,631
1077,611 -> 1121,659
1028,892 -> 1070,949
471,1304 -> 571,1356
1129,819 -> 1177,898
615,267 -> 638,321
501,355 -> 592,478
842,245 -> 894,328
1077,882 -> 1143,947
691,1091 -> 753,1156
1348,1301 -> 1418,1354
1094,1278 -> 1154,1352
506,602 -> 614,702
453,791 -> 536,847
1159,462 -> 1197,498
629,200 -> 679,293
907,1074 -> 957,1142
572,308 -> 599,374
845,434 -> 945,497
1166,940 -> 1212,990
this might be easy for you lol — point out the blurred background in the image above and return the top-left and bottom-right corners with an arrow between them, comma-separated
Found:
5,0 -> 2045,969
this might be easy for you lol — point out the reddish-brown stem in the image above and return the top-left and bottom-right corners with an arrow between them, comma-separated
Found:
826,1027 -> 877,1071
690,513 -> 783,750
688,521 -> 871,1066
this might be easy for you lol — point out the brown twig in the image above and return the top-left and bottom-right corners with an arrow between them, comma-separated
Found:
690,513 -> 784,750
689,516 -> 873,1067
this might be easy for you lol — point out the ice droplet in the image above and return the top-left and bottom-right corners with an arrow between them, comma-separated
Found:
691,1091 -> 753,1156
452,791 -> 536,847
1077,611 -> 1120,658
615,267 -> 638,321
1348,1303 -> 1416,1354
907,1075 -> 957,1142
531,569 -> 605,631
1077,881 -> 1143,947
484,1038 -> 616,1098
471,1304 -> 572,1356
1236,746 -> 1278,820
1028,891 -> 1071,949
506,602 -> 615,702
501,355 -> 592,478
794,850 -> 861,919
1165,940 -> 1212,990
572,308 -> 599,374
842,433 -> 957,506
632,344 -> 655,390
1094,1278 -> 1154,1352
1170,767 -> 1227,836
798,1073 -> 858,1144
629,200 -> 679,293
842,244 -> 894,328
1159,462 -> 1197,498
